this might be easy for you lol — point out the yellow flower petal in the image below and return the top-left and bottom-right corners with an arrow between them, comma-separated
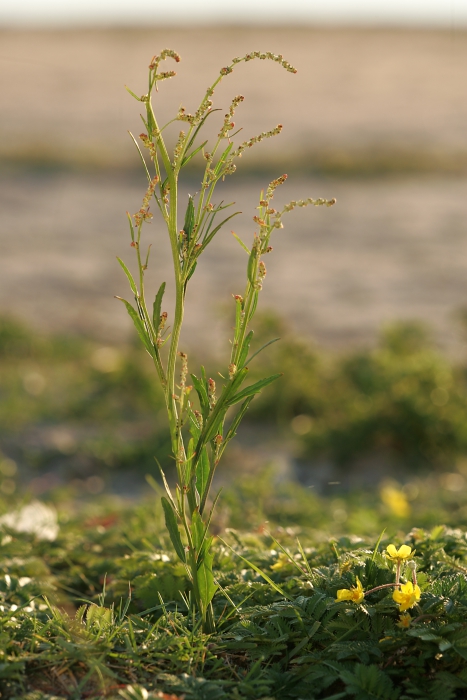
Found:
393,582 -> 421,612
398,545 -> 412,559
386,543 -> 413,561
336,577 -> 364,604
397,613 -> 412,629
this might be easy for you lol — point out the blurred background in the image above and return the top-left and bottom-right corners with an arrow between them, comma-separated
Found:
1,1 -> 467,526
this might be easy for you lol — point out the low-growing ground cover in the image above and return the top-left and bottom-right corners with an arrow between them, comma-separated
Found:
2,489 -> 467,699
2,313 -> 467,496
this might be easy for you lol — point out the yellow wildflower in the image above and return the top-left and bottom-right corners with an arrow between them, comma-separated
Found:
336,577 -> 364,604
386,544 -> 413,562
397,612 -> 412,628
393,581 -> 421,612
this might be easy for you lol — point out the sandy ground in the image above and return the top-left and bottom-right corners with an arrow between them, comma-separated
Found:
1,170 -> 467,355
0,26 -> 467,164
1,28 -> 467,354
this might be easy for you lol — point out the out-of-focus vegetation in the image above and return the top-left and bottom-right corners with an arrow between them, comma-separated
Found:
249,313 -> 467,470
1,313 -> 467,499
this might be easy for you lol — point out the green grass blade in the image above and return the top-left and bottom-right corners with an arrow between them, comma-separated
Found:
218,537 -> 293,601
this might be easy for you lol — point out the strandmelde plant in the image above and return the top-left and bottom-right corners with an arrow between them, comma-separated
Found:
119,48 -> 335,629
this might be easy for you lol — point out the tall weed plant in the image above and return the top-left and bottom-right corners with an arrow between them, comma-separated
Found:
119,49 -> 335,628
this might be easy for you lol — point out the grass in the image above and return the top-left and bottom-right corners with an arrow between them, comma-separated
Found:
2,486 -> 467,698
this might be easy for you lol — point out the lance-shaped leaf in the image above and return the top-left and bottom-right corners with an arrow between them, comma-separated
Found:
180,140 -> 207,169
247,244 -> 259,285
232,231 -> 250,255
227,373 -> 282,406
197,546 -> 218,615
190,509 -> 205,552
117,257 -> 138,296
161,497 -> 186,563
203,406 -> 228,445
196,446 -> 210,505
191,373 -> 210,420
125,86 -> 143,102
185,261 -> 197,283
238,331 -> 254,369
116,297 -> 155,358
183,195 -> 195,243
214,142 -> 234,176
198,366 -> 248,443
199,211 -> 240,251
155,462 -> 177,511
152,282 -> 166,330
248,290 -> 259,323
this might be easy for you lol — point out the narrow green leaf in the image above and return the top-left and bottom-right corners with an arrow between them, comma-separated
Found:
115,297 -> 155,358
232,231 -> 251,255
196,446 -> 210,504
242,337 -> 280,369
371,529 -> 387,563
227,373 -> 282,406
117,257 -> 138,296
189,416 -> 201,442
185,261 -> 197,282
248,290 -> 259,322
146,104 -> 157,135
156,463 -> 177,510
161,497 -> 186,563
204,406 -> 228,444
191,509 -> 205,551
152,282 -> 166,330
223,397 -> 254,446
197,549 -> 218,614
201,212 -> 240,250
128,131 -> 152,184
191,373 -> 210,420
296,538 -> 314,577
180,140 -> 208,169
183,195 -> 195,243
238,331 -> 254,369
214,142 -> 234,176
228,366 -> 249,395
126,211 -> 135,242
247,246 -> 258,285
125,86 -> 142,101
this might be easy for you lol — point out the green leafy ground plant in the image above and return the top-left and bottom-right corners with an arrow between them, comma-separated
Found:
118,49 -> 335,628
2,499 -> 467,699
